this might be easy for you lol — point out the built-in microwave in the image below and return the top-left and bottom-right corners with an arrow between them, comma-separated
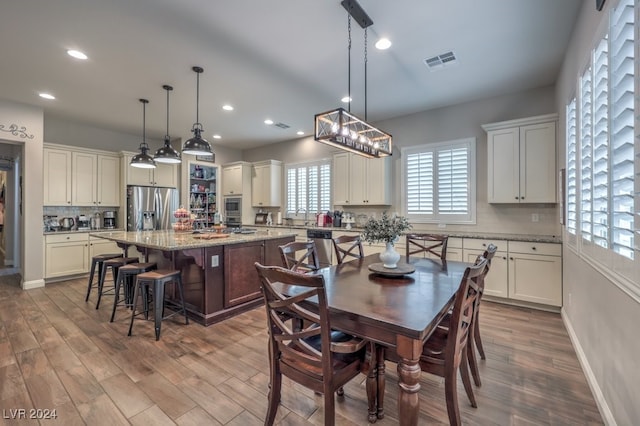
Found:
224,196 -> 242,217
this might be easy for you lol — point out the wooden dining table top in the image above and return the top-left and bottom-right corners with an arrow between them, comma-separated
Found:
279,254 -> 471,344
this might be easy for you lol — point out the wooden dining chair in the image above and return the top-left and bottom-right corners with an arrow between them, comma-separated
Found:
255,262 -> 373,426
405,233 -> 449,260
332,234 -> 364,264
383,257 -> 488,426
278,240 -> 320,273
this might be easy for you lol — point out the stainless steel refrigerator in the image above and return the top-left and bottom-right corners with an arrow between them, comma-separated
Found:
126,185 -> 179,231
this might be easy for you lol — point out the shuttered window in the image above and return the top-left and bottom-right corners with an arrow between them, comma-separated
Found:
285,160 -> 331,216
592,37 -> 609,248
403,138 -> 476,224
580,65 -> 594,243
609,0 -> 635,259
566,98 -> 578,235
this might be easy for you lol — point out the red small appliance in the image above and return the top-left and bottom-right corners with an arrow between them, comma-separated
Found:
316,213 -> 333,227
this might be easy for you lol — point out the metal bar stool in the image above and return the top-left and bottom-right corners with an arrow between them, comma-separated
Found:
128,269 -> 189,341
85,253 -> 123,303
110,262 -> 157,322
96,256 -> 139,309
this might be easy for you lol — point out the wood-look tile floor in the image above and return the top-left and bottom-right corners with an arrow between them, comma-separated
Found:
0,274 -> 603,425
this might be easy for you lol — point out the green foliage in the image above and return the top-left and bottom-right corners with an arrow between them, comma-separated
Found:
362,212 -> 412,245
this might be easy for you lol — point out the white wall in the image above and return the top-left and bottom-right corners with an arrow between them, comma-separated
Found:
555,0 -> 638,424
0,99 -> 44,289
244,85 -> 561,237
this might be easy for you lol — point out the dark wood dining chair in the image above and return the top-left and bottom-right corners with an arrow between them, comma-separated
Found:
383,257 -> 488,426
254,263 -> 373,426
405,233 -> 449,260
332,234 -> 364,264
278,240 -> 320,273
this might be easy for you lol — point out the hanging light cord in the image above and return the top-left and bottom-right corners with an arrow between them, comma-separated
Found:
195,70 -> 201,129
347,14 -> 352,113
165,87 -> 170,138
142,100 -> 147,149
364,27 -> 368,121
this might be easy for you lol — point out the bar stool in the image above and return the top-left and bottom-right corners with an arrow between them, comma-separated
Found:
110,262 -> 157,322
85,253 -> 123,303
128,269 -> 189,341
96,256 -> 139,309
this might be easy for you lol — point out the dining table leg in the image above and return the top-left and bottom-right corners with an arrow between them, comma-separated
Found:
396,335 -> 423,426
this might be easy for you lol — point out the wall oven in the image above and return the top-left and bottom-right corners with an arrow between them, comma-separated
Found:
224,196 -> 242,227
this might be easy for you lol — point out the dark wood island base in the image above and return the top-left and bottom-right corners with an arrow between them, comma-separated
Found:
92,230 -> 295,326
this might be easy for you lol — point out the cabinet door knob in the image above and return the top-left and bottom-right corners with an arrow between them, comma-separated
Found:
514,196 -> 519,200
482,243 -> 487,247
509,257 -> 514,260
502,256 -> 507,260
531,246 -> 536,250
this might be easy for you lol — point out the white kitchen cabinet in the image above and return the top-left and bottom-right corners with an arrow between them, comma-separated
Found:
125,154 -> 178,188
483,114 -> 557,204
44,147 -> 72,206
332,153 -> 392,206
507,241 -> 562,307
72,152 -> 121,207
45,233 -> 90,278
89,235 -> 120,258
252,160 -> 282,207
222,161 -> 252,196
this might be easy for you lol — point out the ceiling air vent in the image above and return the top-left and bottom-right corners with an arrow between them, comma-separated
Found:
274,122 -> 290,129
424,51 -> 458,71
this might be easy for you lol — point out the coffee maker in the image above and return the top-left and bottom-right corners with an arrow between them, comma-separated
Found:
103,211 -> 117,229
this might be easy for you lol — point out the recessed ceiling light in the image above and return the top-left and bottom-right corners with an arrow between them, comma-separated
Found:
297,131 -> 304,136
341,96 -> 352,103
39,93 -> 55,100
67,49 -> 88,60
264,119 -> 274,125
213,134 -> 222,139
375,38 -> 392,50
222,105 -> 234,111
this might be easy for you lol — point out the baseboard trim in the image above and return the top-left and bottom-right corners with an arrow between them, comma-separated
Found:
561,308 -> 616,425
22,278 -> 45,290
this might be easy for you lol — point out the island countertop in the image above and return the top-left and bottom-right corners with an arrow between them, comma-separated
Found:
90,229 -> 299,251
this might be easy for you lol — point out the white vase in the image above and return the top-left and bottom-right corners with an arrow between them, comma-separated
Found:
379,242 -> 400,269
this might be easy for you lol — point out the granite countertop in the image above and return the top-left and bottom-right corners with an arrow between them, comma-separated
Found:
251,224 -> 562,244
89,229 -> 298,251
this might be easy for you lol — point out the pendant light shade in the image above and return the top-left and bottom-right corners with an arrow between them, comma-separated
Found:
130,99 -> 157,169
154,84 -> 181,164
183,66 -> 213,156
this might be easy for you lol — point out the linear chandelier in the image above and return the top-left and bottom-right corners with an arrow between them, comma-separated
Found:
314,0 -> 392,158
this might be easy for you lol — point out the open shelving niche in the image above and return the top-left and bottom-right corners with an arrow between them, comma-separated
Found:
188,160 -> 219,229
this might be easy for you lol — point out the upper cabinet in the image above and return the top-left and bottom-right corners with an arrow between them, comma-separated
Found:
332,152 -> 392,206
44,147 -> 73,206
222,161 -> 252,196
43,145 -> 120,207
483,114 -> 557,204
252,160 -> 282,207
125,154 -> 178,188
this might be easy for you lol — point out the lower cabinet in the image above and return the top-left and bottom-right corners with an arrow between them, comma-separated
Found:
89,235 -> 121,258
462,238 -> 562,307
45,233 -> 90,278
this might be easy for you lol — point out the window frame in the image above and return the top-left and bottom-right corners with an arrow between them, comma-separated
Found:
284,158 -> 332,218
401,137 -> 476,224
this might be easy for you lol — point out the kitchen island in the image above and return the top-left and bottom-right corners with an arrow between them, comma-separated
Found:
91,229 -> 296,325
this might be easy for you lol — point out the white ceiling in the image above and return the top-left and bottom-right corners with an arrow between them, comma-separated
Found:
0,0 -> 581,150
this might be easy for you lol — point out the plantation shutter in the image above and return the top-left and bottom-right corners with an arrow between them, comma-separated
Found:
406,151 -> 434,215
609,0 -> 635,259
566,98 -> 578,235
580,65 -> 593,242
285,160 -> 332,215
592,37 -> 609,248
437,147 -> 469,215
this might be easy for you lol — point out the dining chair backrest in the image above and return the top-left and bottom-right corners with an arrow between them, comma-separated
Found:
332,234 -> 364,264
472,243 -> 497,292
405,233 -> 449,260
278,240 -> 320,273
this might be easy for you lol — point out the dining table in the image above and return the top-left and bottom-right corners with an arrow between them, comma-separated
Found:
307,254 -> 471,426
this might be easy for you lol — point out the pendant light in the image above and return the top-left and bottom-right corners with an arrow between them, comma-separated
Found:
182,66 -> 213,156
154,84 -> 181,164
130,99 -> 157,169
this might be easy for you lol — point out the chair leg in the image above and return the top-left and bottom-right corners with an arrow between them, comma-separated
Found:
265,364 -> 281,426
96,264 -> 109,309
85,260 -> 97,302
176,275 -> 189,325
460,350 -> 477,408
444,364 -> 462,426
376,344 -> 386,420
127,278 -> 141,337
323,390 -> 335,426
109,269 -> 124,322
474,309 -> 486,360
153,280 -> 164,341
468,318 -> 482,387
